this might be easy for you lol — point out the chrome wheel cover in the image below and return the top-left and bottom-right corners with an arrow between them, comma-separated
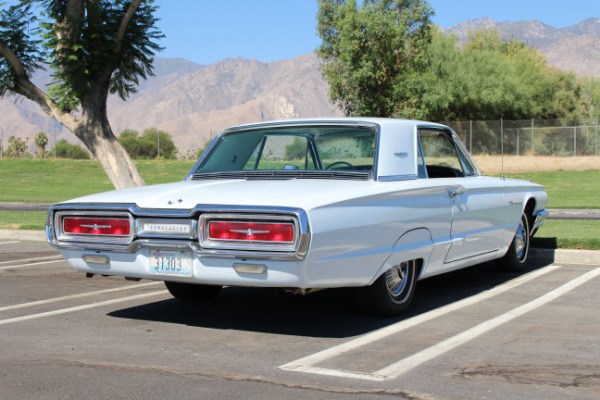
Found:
514,215 -> 529,262
385,262 -> 409,299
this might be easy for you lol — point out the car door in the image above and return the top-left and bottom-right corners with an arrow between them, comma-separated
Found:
419,128 -> 509,263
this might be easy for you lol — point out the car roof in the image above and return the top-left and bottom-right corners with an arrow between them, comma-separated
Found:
220,117 -> 448,133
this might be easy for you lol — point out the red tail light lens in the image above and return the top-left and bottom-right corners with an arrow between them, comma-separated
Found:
63,217 -> 131,236
208,221 -> 294,242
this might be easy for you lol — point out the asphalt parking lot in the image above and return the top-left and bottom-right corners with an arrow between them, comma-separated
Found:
1,239 -> 599,399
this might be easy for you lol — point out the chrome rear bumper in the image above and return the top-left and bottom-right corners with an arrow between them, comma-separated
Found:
531,209 -> 549,237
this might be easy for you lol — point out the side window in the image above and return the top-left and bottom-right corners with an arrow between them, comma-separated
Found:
455,141 -> 476,176
418,129 -> 465,178
417,139 -> 427,179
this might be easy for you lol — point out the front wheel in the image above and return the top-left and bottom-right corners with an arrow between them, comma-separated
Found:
356,260 -> 418,317
164,281 -> 222,301
498,213 -> 530,272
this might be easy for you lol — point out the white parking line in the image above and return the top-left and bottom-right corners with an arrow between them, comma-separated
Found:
0,255 -> 63,265
0,258 -> 65,270
280,264 -> 565,380
373,267 -> 600,381
0,282 -> 162,312
0,241 -> 21,245
0,290 -> 168,326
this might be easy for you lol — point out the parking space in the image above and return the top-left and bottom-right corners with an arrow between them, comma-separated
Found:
1,239 -> 599,399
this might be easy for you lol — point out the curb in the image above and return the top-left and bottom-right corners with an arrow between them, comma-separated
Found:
2,229 -> 599,266
529,248 -> 600,266
0,229 -> 47,241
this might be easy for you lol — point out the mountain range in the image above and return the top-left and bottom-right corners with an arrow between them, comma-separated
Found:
445,17 -> 600,77
1,18 -> 599,155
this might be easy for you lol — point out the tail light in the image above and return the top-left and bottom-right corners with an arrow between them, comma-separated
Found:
208,221 -> 294,243
63,217 -> 131,236
199,214 -> 299,253
55,212 -> 133,244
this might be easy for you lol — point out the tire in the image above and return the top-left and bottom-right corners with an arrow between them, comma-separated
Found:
499,212 -> 530,272
357,260 -> 418,317
164,281 -> 222,301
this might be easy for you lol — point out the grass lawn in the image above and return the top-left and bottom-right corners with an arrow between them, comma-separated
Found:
0,211 -> 47,231
1,158 -> 599,250
2,159 -> 599,208
505,170 -> 600,209
532,219 -> 600,250
0,159 -> 194,203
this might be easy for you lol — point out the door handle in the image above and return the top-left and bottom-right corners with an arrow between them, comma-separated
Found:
449,186 -> 466,198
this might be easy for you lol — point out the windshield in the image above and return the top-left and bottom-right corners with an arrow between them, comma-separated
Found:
194,125 -> 377,174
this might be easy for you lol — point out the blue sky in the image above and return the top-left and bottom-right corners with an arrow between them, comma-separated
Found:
155,0 -> 599,66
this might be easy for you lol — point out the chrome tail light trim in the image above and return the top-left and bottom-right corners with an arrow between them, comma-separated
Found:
47,203 -> 311,261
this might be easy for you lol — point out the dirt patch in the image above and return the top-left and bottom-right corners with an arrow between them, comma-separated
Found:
472,155 -> 600,175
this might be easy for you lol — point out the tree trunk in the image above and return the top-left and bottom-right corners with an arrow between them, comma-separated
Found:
74,91 -> 145,190
78,125 -> 146,190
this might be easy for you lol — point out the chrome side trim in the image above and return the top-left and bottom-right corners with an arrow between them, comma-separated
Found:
191,170 -> 371,181
378,174 -> 418,182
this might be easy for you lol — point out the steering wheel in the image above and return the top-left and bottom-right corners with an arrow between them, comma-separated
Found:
325,161 -> 355,170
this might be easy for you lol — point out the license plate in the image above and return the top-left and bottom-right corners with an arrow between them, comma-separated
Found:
149,249 -> 193,277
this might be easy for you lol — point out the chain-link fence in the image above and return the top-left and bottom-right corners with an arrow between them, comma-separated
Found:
443,119 -> 600,156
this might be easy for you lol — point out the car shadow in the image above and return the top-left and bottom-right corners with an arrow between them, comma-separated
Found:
108,261 -> 553,338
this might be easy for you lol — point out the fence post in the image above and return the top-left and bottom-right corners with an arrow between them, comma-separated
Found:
517,128 -> 520,156
501,118 -> 504,178
574,121 -> 577,157
531,119 -> 534,156
469,120 -> 472,152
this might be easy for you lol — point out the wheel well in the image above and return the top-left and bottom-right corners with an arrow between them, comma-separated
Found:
415,258 -> 424,279
524,199 -> 536,235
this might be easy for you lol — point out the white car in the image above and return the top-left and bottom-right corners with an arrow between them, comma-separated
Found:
47,118 -> 548,316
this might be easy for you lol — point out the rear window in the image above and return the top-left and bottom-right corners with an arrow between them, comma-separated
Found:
195,125 -> 377,174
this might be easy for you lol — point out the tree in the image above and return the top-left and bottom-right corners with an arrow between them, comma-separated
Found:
422,28 -> 589,123
316,0 -> 433,117
0,1 -> 163,189
118,127 -> 177,159
34,130 -> 48,157
140,127 -> 176,159
195,139 -> 214,159
7,135 -> 26,157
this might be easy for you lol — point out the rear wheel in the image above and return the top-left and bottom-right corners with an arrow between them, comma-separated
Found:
357,260 -> 418,317
164,281 -> 222,301
499,212 -> 530,272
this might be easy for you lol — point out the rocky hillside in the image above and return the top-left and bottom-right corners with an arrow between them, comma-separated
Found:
107,54 -> 342,153
1,18 -> 598,155
1,53 -> 342,155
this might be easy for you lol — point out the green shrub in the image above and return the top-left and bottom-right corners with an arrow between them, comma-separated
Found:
54,139 -> 90,159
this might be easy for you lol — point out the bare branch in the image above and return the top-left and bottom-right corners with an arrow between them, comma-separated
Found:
0,37 -> 28,79
1,38 -> 78,131
114,0 -> 143,56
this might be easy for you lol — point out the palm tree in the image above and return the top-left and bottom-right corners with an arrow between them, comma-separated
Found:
34,131 -> 48,158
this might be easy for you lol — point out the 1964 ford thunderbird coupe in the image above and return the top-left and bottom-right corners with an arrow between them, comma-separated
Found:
47,118 -> 548,316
